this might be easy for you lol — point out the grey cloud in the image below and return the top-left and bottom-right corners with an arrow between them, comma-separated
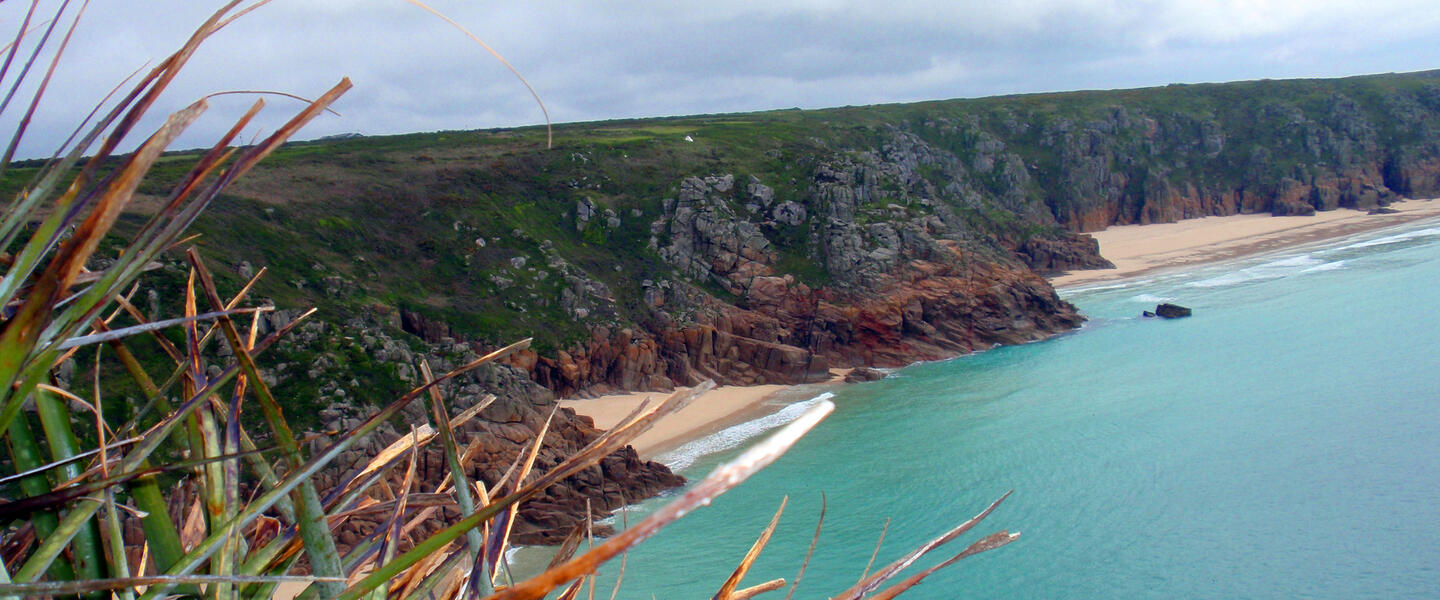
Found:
1,0 -> 1437,159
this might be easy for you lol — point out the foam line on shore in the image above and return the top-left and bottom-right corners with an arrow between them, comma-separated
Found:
1050,199 -> 1440,290
1069,216 -> 1440,299
1333,225 -> 1440,251
653,392 -> 834,472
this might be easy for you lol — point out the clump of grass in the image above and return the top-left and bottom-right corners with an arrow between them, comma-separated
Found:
0,3 -> 1018,599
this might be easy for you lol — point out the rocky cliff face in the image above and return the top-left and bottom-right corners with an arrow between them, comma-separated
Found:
355,75 -> 1440,399
76,70 -> 1440,546
912,79 -> 1440,231
393,137 -> 1092,398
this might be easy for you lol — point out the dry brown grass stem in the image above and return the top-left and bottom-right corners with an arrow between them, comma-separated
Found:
203,90 -> 342,116
731,578 -> 787,600
714,496 -> 788,600
858,517 -> 890,583
403,0 -> 553,148
785,493 -> 825,600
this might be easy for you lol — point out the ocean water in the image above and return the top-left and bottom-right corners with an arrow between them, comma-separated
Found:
547,219 -> 1440,599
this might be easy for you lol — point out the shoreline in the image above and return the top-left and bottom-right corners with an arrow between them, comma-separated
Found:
559,369 -> 851,462
564,200 -> 1440,468
1049,199 -> 1440,290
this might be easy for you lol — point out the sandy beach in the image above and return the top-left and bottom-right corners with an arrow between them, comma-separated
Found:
560,370 -> 849,460
1050,199 -> 1440,289
565,200 -> 1440,461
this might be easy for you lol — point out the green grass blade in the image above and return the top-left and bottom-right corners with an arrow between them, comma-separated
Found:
422,360 -> 484,560
0,575 -> 346,597
187,250 -> 345,598
196,386 -> 231,597
100,330 -> 194,574
134,338 -> 530,600
0,560 -> 12,600
240,551 -> 303,600
126,473 -> 188,577
101,488 -> 136,600
34,386 -> 109,592
0,97 -> 209,438
3,415 -> 77,583
13,358 -> 248,583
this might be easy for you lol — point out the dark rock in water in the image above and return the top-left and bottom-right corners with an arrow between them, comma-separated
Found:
844,366 -> 886,383
1155,303 -> 1192,318
1369,207 -> 1401,215
1142,310 -> 1156,318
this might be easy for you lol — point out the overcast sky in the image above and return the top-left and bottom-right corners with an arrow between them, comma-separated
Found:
2,0 -> 1438,158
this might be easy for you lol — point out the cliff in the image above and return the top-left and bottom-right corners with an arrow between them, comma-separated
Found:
175,72 -> 1440,401
26,68 -> 1440,542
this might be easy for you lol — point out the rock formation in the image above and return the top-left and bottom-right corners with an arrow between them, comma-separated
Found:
74,70 -> 1440,547
1155,303 -> 1192,319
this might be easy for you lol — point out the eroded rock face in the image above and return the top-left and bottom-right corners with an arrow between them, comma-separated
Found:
476,136 -> 1089,396
1016,235 -> 1115,275
656,176 -> 776,295
1008,92 -> 1434,230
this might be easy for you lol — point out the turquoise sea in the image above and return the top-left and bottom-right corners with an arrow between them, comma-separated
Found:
527,217 -> 1440,599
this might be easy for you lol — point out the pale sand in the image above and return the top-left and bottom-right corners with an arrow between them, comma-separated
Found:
561,369 -> 851,460
1049,198 -> 1440,289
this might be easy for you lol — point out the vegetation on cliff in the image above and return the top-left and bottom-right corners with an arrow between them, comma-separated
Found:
9,68 -> 1433,407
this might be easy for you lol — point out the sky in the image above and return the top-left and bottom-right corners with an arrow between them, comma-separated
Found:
2,0 -> 1438,158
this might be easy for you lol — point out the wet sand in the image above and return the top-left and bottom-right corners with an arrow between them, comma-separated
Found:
559,369 -> 850,459
1050,199 -> 1440,289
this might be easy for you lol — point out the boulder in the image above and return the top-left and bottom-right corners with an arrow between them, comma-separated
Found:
844,367 -> 886,383
1271,198 -> 1316,216
1155,303 -> 1192,318
1016,235 -> 1115,275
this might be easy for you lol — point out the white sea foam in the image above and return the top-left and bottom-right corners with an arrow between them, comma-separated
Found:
1187,254 -> 1325,288
1262,255 -> 1325,268
654,392 -> 835,472
1333,226 -> 1440,251
1301,260 -> 1347,273
1080,282 -> 1135,291
1129,293 -> 1174,303
1059,281 -> 1134,298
